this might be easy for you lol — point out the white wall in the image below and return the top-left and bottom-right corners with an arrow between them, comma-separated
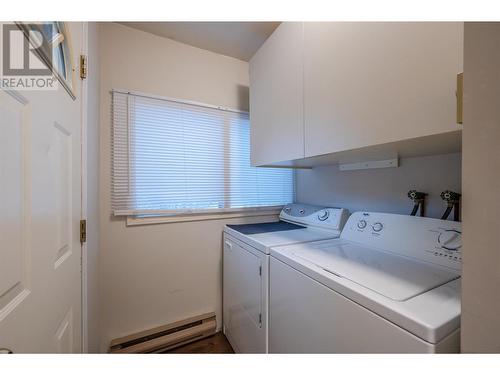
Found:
296,153 -> 462,219
461,23 -> 500,353
98,23 -> 275,351
85,22 -> 101,353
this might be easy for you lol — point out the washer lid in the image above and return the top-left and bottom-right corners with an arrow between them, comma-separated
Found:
293,241 -> 460,301
226,221 -> 305,235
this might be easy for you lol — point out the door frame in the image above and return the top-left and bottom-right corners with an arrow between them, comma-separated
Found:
80,21 -> 89,353
79,21 -> 100,353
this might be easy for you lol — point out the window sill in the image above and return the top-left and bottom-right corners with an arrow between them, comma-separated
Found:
125,208 -> 282,226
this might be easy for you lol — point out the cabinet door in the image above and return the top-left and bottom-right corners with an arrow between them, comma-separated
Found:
250,22 -> 304,166
304,22 -> 463,158
223,235 -> 265,353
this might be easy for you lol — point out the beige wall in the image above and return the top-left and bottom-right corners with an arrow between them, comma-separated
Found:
461,23 -> 500,353
98,23 -> 274,351
296,153 -> 461,220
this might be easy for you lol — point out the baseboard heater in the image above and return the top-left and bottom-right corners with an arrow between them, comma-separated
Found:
109,312 -> 216,353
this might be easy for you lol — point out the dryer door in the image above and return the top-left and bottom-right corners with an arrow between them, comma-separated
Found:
223,234 -> 266,353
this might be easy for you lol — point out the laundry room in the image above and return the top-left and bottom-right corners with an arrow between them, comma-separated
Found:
1,2 -> 500,373
100,21 -> 468,355
96,22 -> 464,354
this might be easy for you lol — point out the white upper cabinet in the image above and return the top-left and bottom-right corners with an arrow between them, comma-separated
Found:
250,22 -> 304,166
303,22 -> 464,158
249,22 -> 463,166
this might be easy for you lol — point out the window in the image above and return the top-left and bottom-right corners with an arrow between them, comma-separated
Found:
111,91 -> 294,216
17,22 -> 75,99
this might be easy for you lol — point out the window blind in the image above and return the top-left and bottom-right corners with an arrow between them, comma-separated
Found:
111,90 -> 294,216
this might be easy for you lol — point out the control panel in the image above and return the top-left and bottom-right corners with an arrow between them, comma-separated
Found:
341,212 -> 462,271
432,229 -> 462,262
280,203 -> 350,232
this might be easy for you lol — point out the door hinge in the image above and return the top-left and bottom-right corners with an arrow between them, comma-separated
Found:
79,55 -> 87,80
259,313 -> 262,325
456,72 -> 463,124
80,219 -> 87,244
259,265 -> 262,276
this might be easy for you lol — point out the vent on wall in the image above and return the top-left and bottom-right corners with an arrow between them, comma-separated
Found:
109,312 -> 216,353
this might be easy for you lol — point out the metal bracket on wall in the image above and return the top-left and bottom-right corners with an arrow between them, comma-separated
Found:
339,158 -> 399,171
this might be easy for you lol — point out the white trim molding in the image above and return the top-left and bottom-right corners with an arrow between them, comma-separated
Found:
126,208 -> 281,226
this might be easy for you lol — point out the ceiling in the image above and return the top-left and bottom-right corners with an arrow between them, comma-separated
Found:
119,22 -> 281,61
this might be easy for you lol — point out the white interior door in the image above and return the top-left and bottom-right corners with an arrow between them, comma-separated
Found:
0,22 -> 84,353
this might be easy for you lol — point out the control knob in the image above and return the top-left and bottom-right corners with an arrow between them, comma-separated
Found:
357,220 -> 367,229
372,222 -> 383,232
438,229 -> 462,251
318,210 -> 329,221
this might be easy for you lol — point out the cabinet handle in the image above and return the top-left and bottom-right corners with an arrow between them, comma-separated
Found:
456,72 -> 463,125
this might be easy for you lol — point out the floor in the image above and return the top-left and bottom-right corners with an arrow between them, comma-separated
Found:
164,333 -> 234,354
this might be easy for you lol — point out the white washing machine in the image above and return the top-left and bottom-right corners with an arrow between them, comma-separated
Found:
223,203 -> 349,353
270,212 -> 462,353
